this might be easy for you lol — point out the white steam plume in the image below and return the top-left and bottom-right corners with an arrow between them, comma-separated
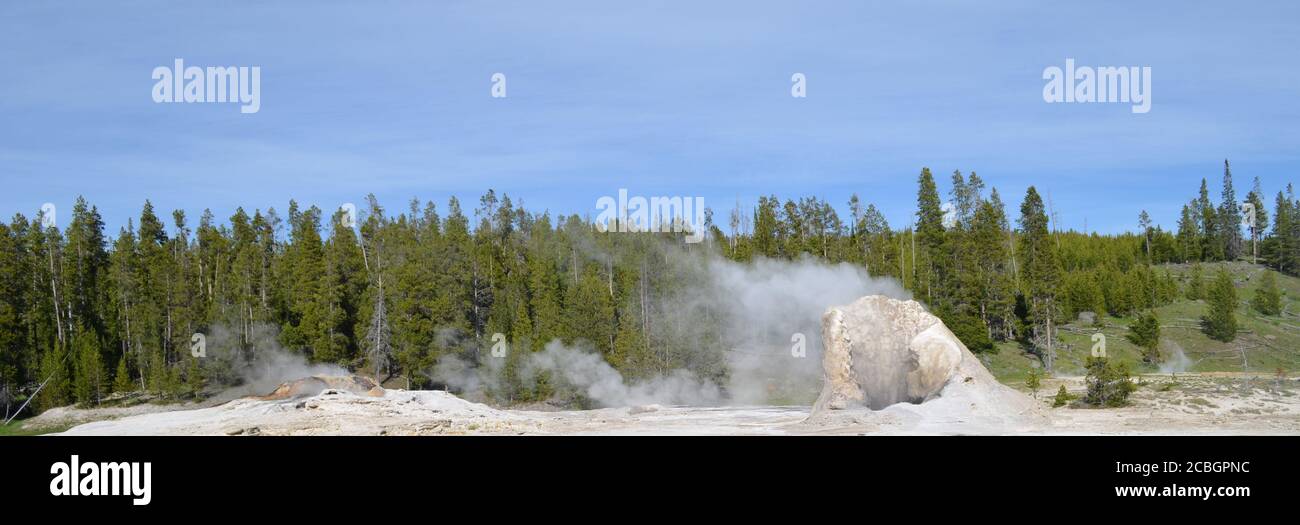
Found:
680,255 -> 909,404
200,323 -> 348,400
432,253 -> 907,407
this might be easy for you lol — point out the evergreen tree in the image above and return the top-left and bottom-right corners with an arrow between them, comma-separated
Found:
1052,384 -> 1073,407
1186,263 -> 1205,300
1198,178 -> 1222,261
1126,311 -> 1161,363
64,198 -> 109,339
564,265 -> 616,352
134,201 -> 170,392
971,196 -> 1015,340
281,202 -> 328,357
163,210 -> 200,387
108,220 -> 140,390
1202,268 -> 1238,342
859,203 -> 891,276
914,167 -> 946,306
1025,366 -> 1042,398
391,200 -> 447,387
1176,204 -> 1199,262
1219,160 -> 1243,260
752,196 -> 779,259
1251,269 -> 1282,316
72,324 -> 104,405
0,220 -> 28,404
1018,187 -> 1061,370
1139,210 -> 1153,262
185,354 -> 204,397
441,196 -> 476,339
317,208 -> 366,364
113,354 -> 134,393
1267,190 -> 1294,272
36,341 -> 71,412
527,214 -> 565,350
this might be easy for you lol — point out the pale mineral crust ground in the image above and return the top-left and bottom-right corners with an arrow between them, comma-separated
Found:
38,373 -> 1299,435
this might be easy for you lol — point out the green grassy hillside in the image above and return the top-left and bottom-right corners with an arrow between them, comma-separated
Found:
987,261 -> 1300,384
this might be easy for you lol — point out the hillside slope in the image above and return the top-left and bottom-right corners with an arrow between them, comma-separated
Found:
988,261 -> 1300,383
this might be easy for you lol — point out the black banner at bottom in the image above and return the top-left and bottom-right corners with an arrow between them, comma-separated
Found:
0,436 -> 1291,515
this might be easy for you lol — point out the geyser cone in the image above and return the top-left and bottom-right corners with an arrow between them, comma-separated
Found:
811,295 -> 1042,425
258,374 -> 386,400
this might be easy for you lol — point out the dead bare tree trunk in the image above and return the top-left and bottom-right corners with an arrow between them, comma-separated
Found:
49,245 -> 65,346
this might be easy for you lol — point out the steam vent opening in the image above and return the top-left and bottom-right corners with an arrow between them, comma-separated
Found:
813,295 -> 966,413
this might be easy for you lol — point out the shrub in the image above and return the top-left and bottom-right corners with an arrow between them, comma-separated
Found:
1025,367 -> 1043,398
1052,385 -> 1074,408
1083,357 -> 1136,407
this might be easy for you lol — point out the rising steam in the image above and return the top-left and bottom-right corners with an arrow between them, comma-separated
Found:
686,254 -> 909,404
432,253 -> 908,408
200,323 -> 349,401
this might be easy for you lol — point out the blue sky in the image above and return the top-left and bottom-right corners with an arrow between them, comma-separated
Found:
2,0 -> 1298,236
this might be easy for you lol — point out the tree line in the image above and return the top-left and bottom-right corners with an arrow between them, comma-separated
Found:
0,160 -> 1289,416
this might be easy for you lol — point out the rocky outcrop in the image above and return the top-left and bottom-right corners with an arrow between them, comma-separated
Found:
257,375 -> 385,400
810,296 -> 1043,429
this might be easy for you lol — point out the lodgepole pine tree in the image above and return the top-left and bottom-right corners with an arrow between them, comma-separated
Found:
1219,160 -> 1243,261
1251,269 -> 1282,316
1018,187 -> 1060,371
914,167 -> 945,306
1203,268 -> 1238,342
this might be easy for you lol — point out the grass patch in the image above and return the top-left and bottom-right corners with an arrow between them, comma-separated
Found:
0,419 -> 74,436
